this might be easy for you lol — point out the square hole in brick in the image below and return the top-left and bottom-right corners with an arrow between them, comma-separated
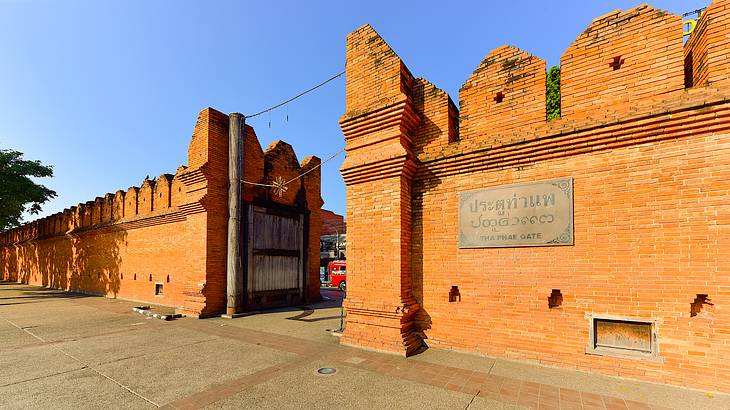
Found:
690,294 -> 713,317
448,285 -> 461,302
610,56 -> 625,70
494,91 -> 504,104
155,283 -> 163,296
548,289 -> 562,308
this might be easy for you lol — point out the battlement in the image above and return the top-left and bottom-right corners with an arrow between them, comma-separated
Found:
561,5 -> 684,119
412,78 -> 458,157
0,170 -> 188,246
344,24 -> 415,118
339,0 -> 730,385
685,0 -> 730,87
0,107 -> 322,248
459,45 -> 546,145
342,0 -> 730,160
0,107 -> 323,318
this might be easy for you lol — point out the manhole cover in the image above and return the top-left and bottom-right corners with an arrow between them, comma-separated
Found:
317,367 -> 337,375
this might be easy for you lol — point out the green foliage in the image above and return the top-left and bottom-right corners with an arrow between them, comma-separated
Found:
546,66 -> 561,121
0,149 -> 56,231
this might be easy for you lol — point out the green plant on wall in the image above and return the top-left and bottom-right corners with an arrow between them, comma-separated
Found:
546,66 -> 561,120
0,149 -> 56,231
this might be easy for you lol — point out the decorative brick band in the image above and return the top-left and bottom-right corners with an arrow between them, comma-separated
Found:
419,95 -> 730,180
341,100 -> 418,143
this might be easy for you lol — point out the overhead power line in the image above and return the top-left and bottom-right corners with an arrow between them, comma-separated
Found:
239,68 -> 347,195
682,8 -> 705,17
241,147 -> 345,194
245,70 -> 345,119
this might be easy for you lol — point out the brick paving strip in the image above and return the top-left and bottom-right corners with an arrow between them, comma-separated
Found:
334,354 -> 670,410
0,291 -> 684,410
59,295 -> 675,409
165,319 -> 672,410
145,320 -> 333,409
158,356 -> 314,410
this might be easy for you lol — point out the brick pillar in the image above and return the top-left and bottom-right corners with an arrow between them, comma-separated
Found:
685,0 -> 730,88
339,25 -> 424,356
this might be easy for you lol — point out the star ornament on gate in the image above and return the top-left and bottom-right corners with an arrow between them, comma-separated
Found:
272,176 -> 288,197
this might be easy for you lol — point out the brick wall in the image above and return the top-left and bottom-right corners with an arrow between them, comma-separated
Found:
340,0 -> 730,393
412,78 -> 458,157
561,5 -> 684,120
459,46 -> 546,146
320,209 -> 345,235
685,0 -> 730,88
0,108 -> 322,317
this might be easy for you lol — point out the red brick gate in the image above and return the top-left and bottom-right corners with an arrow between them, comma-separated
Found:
339,1 -> 730,393
0,108 -> 323,318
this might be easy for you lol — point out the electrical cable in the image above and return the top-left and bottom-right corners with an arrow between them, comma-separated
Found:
240,147 -> 345,189
240,69 -> 347,193
682,8 -> 705,17
245,70 -> 345,119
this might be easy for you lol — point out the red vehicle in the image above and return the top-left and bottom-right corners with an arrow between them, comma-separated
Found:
328,260 -> 347,291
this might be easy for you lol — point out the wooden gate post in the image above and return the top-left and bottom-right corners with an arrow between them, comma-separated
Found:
226,113 -> 244,315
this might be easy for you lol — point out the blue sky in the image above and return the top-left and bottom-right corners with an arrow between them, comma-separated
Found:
1,0 -> 707,221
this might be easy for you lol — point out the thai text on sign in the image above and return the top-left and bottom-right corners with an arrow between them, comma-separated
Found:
458,178 -> 573,248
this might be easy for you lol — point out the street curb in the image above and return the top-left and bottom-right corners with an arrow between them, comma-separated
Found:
132,306 -> 182,321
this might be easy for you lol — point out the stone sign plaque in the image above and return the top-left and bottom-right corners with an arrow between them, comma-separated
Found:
458,178 -> 573,248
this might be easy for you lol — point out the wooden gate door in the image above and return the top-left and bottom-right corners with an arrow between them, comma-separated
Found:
245,205 -> 305,309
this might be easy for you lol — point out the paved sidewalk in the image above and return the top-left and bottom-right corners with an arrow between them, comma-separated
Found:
0,281 -> 727,409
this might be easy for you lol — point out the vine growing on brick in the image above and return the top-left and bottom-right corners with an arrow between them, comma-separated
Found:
546,66 -> 561,120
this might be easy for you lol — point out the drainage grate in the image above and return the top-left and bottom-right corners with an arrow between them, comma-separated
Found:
317,367 -> 337,375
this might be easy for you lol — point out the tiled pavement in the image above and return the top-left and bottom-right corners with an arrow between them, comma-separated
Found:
1,282 -> 726,409
337,356 -> 666,410
163,306 -> 688,409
